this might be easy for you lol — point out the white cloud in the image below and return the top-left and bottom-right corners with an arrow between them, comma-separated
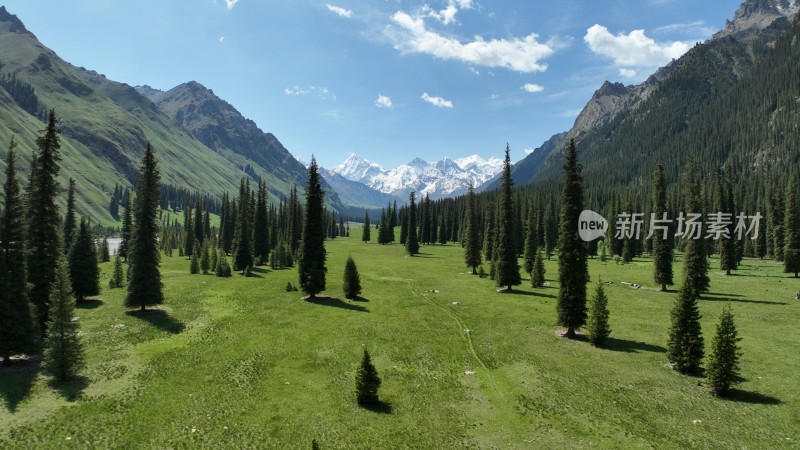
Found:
225,0 -> 239,10
524,147 -> 535,155
469,67 -> 480,75
325,4 -> 352,18
375,94 -> 393,108
584,24 -> 691,69
390,11 -> 553,73
284,85 -> 336,100
521,83 -> 544,93
421,92 -> 453,108
619,68 -> 636,78
423,0 -> 473,25
219,36 -> 225,44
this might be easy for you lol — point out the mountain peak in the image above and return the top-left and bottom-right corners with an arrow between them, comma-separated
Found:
715,0 -> 799,39
0,6 -> 32,35
593,81 -> 628,99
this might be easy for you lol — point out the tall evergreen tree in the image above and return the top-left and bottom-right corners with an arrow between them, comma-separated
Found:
200,239 -> 210,274
125,143 -> 164,311
667,286 -> 704,375
0,139 -> 38,364
362,211 -> 371,242
523,205 -> 537,274
483,201 -> 495,262
343,256 -> 362,300
587,281 -> 611,347
68,218 -> 100,302
652,165 -> 674,291
110,254 -> 124,288
253,179 -> 270,265
194,199 -> 205,245
681,159 -> 710,294
183,204 -> 194,257
355,348 -> 381,406
419,194 -> 431,245
99,237 -> 111,262
119,194 -> 133,260
556,139 -> 589,338
27,109 -> 64,331
463,183 -> 482,274
495,144 -> 521,291
298,157 -> 327,298
233,178 -> 254,273
705,306 -> 742,396
405,192 -> 419,256
716,169 -> 737,275
63,178 -> 77,252
783,179 -> 800,277
44,256 -> 84,382
531,249 -> 546,288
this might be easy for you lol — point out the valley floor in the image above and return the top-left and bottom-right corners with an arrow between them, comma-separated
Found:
1,225 -> 799,448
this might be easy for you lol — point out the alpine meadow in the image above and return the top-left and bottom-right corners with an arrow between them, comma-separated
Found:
1,1 -> 800,449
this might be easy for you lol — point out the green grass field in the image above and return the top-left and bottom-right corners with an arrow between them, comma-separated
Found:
2,224 -> 799,448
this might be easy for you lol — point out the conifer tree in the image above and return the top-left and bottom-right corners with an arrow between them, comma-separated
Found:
44,256 -> 84,381
531,249 -> 546,288
705,306 -> 742,396
495,144 -> 521,291
483,201 -> 495,262
233,178 -> 254,273
99,237 -> 111,262
355,348 -> 381,406
120,194 -> 133,260
783,179 -> 800,277
652,165 -> 673,291
110,254 -> 124,288
125,143 -> 163,311
419,194 -> 431,245
716,170 -> 737,275
68,218 -> 100,302
183,204 -> 194,257
405,192 -> 419,256
254,179 -> 270,265
362,211 -> 371,242
27,109 -> 64,331
343,256 -> 362,300
298,157 -> 327,298
210,245 -> 218,272
681,159 -> 710,294
463,183 -> 482,274
667,286 -> 704,374
523,205 -> 537,274
0,139 -> 38,364
556,139 -> 589,338
587,281 -> 611,346
194,200 -> 205,245
190,250 -> 199,274
216,249 -> 232,277
200,239 -> 210,274
438,215 -> 447,245
63,178 -> 77,252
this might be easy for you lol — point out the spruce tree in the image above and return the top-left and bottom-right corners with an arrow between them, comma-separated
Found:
125,143 -> 164,311
63,178 -> 77,253
523,205 -> 537,274
587,281 -> 611,346
495,144 -> 521,291
99,237 -> 111,262
355,348 -> 381,406
216,249 -> 232,277
531,249 -> 546,288
110,254 -> 124,288
463,183 -> 482,274
298,157 -> 327,298
405,192 -> 419,256
68,218 -> 100,302
210,245 -> 218,272
652,165 -> 673,291
200,239 -> 210,274
194,199 -> 205,245
233,178 -> 254,273
667,286 -> 704,374
483,201 -> 495,262
343,256 -> 362,300
254,179 -> 270,265
0,139 -> 38,364
190,251 -> 200,274
27,109 -> 64,331
783,179 -> 800,277
120,194 -> 133,260
705,306 -> 742,396
362,211 -> 371,242
681,159 -> 710,294
716,170 -> 737,275
556,139 -> 588,338
44,256 -> 85,381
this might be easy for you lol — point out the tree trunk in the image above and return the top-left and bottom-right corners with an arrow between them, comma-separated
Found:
661,283 -> 667,292
505,285 -> 512,292
140,304 -> 145,312
471,266 -> 477,275
565,327 -> 576,339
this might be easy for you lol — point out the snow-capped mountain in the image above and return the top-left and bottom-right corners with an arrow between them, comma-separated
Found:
332,153 -> 504,199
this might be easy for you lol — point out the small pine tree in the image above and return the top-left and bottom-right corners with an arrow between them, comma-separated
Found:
362,211 -> 371,243
210,245 -> 218,272
110,254 -> 125,288
587,281 -> 611,346
355,348 -> 381,406
531,249 -> 546,288
667,286 -> 704,374
405,192 -> 419,256
705,306 -> 742,396
190,251 -> 200,274
200,239 -> 210,274
599,240 -> 608,262
311,438 -> 321,450
44,257 -> 85,381
68,218 -> 100,302
99,237 -> 111,262
216,250 -> 232,277
343,256 -> 362,300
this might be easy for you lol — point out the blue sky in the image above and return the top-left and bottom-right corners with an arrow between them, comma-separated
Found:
3,0 -> 738,169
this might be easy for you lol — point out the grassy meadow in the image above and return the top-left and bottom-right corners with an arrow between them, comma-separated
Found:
1,223 -> 799,448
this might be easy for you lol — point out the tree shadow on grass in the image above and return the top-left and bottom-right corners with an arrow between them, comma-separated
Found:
722,388 -> 781,405
411,253 -> 441,259
0,359 -> 39,412
49,375 -> 89,402
604,337 -> 666,354
701,293 -> 788,306
360,400 -> 393,414
498,289 -> 556,299
76,299 -> 103,309
307,297 -> 369,312
703,292 -> 746,298
350,296 -> 369,302
126,309 -> 185,334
